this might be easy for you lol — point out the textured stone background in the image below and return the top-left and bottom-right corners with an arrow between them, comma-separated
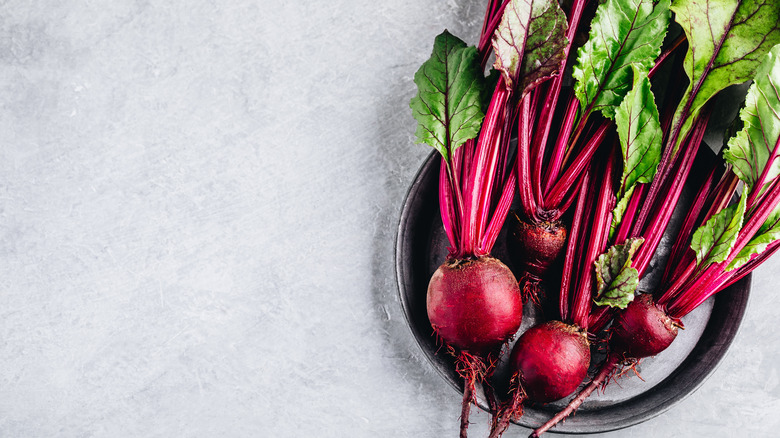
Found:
1,1 -> 778,437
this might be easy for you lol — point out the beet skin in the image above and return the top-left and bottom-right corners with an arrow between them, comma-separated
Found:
507,213 -> 567,279
611,293 -> 679,359
427,256 -> 523,356
509,320 -> 590,403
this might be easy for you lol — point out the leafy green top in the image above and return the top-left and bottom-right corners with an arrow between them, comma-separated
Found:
724,44 -> 780,270
724,45 -> 780,195
573,0 -> 670,119
611,65 -> 663,233
670,0 -> 780,151
410,31 -> 487,160
690,190 -> 747,267
594,237 -> 645,309
615,65 -> 663,196
492,0 -> 568,95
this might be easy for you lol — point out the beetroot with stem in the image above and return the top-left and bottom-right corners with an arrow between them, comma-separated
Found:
506,213 -> 567,303
488,149 -> 617,438
410,0 -> 575,435
505,0 -> 599,298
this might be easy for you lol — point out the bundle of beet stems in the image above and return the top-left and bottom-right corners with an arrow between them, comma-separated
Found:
409,0 -> 780,437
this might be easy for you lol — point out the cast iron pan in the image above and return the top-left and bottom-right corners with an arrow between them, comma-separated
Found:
395,151 -> 750,434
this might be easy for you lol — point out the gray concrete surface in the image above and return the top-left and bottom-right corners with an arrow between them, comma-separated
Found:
1,1 -> 778,437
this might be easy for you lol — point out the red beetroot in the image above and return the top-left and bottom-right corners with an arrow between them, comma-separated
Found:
611,293 -> 678,358
427,256 -> 524,356
509,321 -> 590,403
507,213 -> 567,301
427,256 -> 523,438
488,321 -> 590,438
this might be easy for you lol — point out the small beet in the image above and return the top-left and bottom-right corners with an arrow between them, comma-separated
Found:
507,213 -> 567,280
611,293 -> 678,359
509,320 -> 590,403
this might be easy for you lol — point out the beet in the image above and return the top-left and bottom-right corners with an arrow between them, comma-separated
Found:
611,293 -> 678,359
427,256 -> 523,438
509,321 -> 590,403
488,321 -> 590,438
507,213 -> 567,281
427,256 -> 523,355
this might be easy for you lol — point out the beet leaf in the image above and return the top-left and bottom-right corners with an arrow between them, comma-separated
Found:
572,0 -> 670,120
615,66 -> 662,195
492,0 -> 569,95
669,0 -> 780,151
723,45 -> 780,197
593,237 -> 644,309
724,44 -> 780,269
410,31 -> 487,161
690,190 -> 747,266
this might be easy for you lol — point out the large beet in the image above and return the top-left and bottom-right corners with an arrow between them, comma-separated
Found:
427,256 -> 523,355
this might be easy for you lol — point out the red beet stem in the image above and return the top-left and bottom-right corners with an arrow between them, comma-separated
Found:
613,183 -> 647,245
657,164 -> 720,291
571,150 -> 616,328
545,121 -> 611,211
529,353 -> 620,437
482,167 -> 518,252
517,93 -> 540,221
633,113 -> 709,277
543,94 -> 580,194
560,169 -> 593,322
464,82 -> 512,257
667,175 -> 780,318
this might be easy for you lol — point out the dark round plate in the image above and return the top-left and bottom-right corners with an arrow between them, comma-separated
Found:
395,151 -> 750,434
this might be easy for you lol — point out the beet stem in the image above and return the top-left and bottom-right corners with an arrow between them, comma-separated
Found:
517,93 -> 540,220
545,121 -> 610,210
543,95 -> 580,194
572,150 -> 616,328
560,169 -> 592,322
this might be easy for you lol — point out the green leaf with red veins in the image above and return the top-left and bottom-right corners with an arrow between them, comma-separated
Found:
410,30 -> 486,161
492,0 -> 568,95
594,237 -> 644,309
724,44 -> 780,271
690,189 -> 747,267
609,66 -> 662,235
670,0 -> 780,152
573,0 -> 670,120
615,65 -> 662,196
727,207 -> 780,271
724,44 -> 780,195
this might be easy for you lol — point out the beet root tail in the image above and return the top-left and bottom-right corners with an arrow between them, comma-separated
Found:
530,353 -> 620,437
488,375 -> 526,438
519,272 -> 545,307
455,352 -> 491,438
460,374 -> 475,438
